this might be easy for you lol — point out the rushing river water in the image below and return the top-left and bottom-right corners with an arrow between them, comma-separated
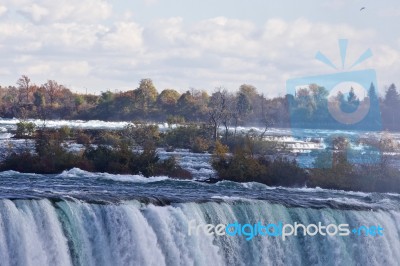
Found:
0,119 -> 399,266
0,169 -> 399,266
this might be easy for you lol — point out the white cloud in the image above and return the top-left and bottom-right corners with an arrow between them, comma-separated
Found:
17,60 -> 91,82
0,68 -> 11,75
0,9 -> 398,96
12,55 -> 33,64
145,17 -> 185,46
122,11 -> 134,21
42,23 -> 104,51
21,63 -> 51,75
60,61 -> 91,77
0,5 -> 8,17
263,18 -> 288,38
19,3 -> 49,23
15,0 -> 112,23
0,22 -> 101,53
372,45 -> 400,68
100,22 -> 143,52
188,17 -> 259,57
0,22 -> 30,38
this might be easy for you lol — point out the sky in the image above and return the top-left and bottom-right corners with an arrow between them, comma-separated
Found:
0,0 -> 399,96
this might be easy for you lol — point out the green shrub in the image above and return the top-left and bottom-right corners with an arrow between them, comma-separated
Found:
166,115 -> 185,125
81,142 -> 191,178
309,147 -> 400,193
223,132 -> 284,156
191,137 -> 211,153
213,151 -> 267,182
1,129 -> 83,174
59,126 -> 71,140
212,144 -> 307,187
260,157 -> 307,187
76,131 -> 92,145
15,121 -> 36,138
154,156 -> 192,179
163,124 -> 212,149
2,126 -> 192,178
122,122 -> 160,147
97,131 -> 121,146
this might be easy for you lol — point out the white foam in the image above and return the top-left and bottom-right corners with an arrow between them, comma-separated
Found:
0,133 -> 13,139
56,168 -> 169,183
0,118 -> 171,130
210,195 -> 246,201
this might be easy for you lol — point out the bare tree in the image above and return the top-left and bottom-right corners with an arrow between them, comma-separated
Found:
43,80 -> 61,107
208,88 -> 228,141
17,75 -> 32,103
259,116 -> 274,140
221,93 -> 236,142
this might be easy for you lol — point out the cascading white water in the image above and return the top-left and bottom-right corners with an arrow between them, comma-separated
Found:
0,199 -> 399,266
0,199 -> 72,266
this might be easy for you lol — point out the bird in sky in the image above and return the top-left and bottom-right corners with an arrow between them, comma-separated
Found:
360,7 -> 366,11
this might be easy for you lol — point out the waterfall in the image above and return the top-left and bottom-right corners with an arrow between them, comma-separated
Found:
0,199 -> 398,266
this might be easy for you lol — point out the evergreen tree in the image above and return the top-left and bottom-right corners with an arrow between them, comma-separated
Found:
347,87 -> 359,104
368,83 -> 378,103
383,84 -> 399,128
384,84 -> 399,108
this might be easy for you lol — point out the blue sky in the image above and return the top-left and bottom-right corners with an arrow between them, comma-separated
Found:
0,0 -> 399,96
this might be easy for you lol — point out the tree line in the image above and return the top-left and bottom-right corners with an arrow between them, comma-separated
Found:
1,75 -> 400,131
